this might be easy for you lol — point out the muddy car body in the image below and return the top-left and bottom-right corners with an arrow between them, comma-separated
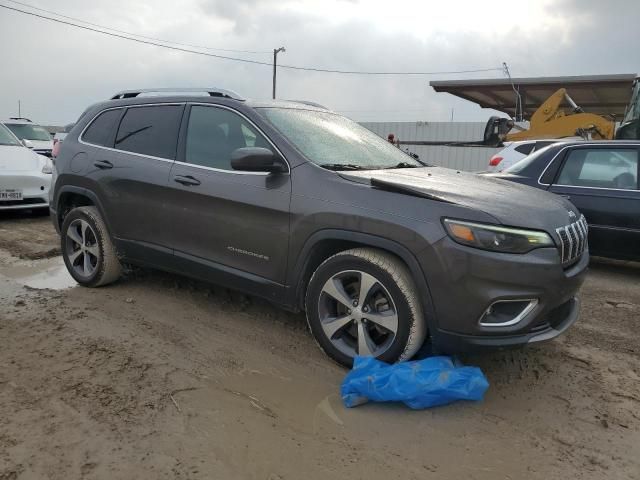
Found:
50,89 -> 588,366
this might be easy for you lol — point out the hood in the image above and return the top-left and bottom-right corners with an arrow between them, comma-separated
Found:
27,139 -> 53,152
341,167 -> 579,231
0,145 -> 47,172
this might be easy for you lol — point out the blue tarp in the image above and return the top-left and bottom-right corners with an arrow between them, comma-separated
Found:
341,356 -> 489,409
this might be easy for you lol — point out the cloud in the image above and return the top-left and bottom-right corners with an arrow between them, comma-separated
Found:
0,0 -> 638,125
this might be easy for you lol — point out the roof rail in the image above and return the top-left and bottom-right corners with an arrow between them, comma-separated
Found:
287,100 -> 329,110
110,88 -> 244,101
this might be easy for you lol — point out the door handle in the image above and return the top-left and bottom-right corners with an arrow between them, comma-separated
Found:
94,160 -> 113,169
561,194 -> 571,200
174,175 -> 201,186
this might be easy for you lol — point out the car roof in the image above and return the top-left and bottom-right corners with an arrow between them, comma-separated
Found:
547,140 -> 640,148
2,118 -> 35,124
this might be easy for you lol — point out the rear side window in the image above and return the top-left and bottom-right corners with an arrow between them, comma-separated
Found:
514,143 -> 535,155
82,109 -> 122,147
557,149 -> 638,190
115,105 -> 183,159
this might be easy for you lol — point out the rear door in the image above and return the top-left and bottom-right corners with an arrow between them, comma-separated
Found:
164,103 -> 291,284
547,145 -> 640,259
83,103 -> 184,256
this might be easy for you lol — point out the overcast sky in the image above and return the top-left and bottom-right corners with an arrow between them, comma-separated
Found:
0,0 -> 638,125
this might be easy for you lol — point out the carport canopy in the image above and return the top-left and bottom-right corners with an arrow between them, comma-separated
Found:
430,73 -> 637,120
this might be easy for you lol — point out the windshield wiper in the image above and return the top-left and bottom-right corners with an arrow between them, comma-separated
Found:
320,163 -> 369,171
383,162 -> 421,169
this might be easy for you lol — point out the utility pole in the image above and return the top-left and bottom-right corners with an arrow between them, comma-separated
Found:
18,100 -> 21,117
272,47 -> 286,99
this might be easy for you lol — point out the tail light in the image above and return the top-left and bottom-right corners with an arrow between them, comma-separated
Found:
52,138 -> 61,158
489,155 -> 503,167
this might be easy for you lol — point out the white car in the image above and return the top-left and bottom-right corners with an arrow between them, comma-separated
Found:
2,118 -> 54,157
0,123 -> 52,211
487,139 -> 574,172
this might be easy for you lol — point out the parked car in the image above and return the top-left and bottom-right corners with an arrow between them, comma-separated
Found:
0,123 -> 52,211
51,88 -> 588,367
487,139 -> 578,172
2,118 -> 54,157
52,123 -> 75,158
483,141 -> 639,261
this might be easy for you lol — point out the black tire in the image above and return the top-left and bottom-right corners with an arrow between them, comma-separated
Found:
305,248 -> 426,367
61,206 -> 122,287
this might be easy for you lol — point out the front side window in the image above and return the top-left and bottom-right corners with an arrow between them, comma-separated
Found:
0,124 -> 21,146
115,105 -> 183,160
184,106 -> 272,170
257,108 -> 423,169
557,149 -> 638,190
5,123 -> 51,141
82,108 -> 122,147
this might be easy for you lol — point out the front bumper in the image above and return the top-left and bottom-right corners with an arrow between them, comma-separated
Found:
421,236 -> 588,353
0,172 -> 50,211
432,296 -> 580,352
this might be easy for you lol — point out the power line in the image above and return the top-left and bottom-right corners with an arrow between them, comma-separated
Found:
5,0 -> 272,55
0,3 -> 504,76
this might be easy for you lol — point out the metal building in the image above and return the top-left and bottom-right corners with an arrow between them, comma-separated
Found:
360,121 -> 499,172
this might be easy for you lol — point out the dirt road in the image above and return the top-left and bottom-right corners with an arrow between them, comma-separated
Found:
1,212 -> 639,480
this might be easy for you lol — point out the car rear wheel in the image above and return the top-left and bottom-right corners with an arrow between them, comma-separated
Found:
61,206 -> 122,287
305,248 -> 426,367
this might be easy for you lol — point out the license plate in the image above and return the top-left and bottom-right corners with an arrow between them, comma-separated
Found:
0,189 -> 23,201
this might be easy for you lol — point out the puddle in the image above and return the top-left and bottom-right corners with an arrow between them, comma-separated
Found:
0,257 -> 77,290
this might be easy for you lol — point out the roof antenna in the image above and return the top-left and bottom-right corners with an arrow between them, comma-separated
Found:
503,62 -> 523,122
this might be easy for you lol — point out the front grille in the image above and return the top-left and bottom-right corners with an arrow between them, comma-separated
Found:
556,215 -> 588,264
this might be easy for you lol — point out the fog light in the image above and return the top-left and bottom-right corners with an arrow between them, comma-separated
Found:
479,299 -> 538,327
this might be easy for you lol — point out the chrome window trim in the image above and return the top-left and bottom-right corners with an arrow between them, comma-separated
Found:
538,143 -> 640,192
478,298 -> 539,327
78,102 -> 291,176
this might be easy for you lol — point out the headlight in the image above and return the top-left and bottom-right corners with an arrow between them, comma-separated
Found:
443,219 -> 554,254
42,160 -> 53,174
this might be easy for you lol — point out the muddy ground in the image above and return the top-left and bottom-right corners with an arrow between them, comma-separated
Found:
0,211 -> 639,480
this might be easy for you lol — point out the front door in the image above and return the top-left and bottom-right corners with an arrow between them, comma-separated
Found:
548,145 -> 640,260
165,104 -> 292,286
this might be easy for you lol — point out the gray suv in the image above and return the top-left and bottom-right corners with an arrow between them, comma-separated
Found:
50,88 -> 588,367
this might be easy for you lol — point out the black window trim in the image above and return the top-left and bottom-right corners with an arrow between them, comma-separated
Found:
174,102 -> 290,176
538,143 -> 640,192
78,103 -> 185,163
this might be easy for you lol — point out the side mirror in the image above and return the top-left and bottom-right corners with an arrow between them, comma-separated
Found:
231,147 -> 287,173
22,139 -> 34,149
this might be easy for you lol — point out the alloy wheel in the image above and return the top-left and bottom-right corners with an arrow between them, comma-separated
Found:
318,270 -> 398,358
65,219 -> 100,279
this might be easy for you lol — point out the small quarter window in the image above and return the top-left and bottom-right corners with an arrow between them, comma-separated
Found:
82,109 -> 122,147
514,143 -> 535,155
115,105 -> 183,159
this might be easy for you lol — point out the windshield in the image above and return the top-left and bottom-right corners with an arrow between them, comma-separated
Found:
504,144 -> 555,174
0,124 -> 21,146
258,108 -> 423,169
5,123 -> 52,141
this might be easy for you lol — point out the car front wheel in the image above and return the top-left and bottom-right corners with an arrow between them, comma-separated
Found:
305,248 -> 426,367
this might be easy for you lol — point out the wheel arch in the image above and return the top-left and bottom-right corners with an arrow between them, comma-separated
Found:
54,186 -> 111,234
289,229 -> 436,330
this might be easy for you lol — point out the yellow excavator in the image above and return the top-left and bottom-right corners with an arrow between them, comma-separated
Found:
425,75 -> 640,147
483,87 -> 616,145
